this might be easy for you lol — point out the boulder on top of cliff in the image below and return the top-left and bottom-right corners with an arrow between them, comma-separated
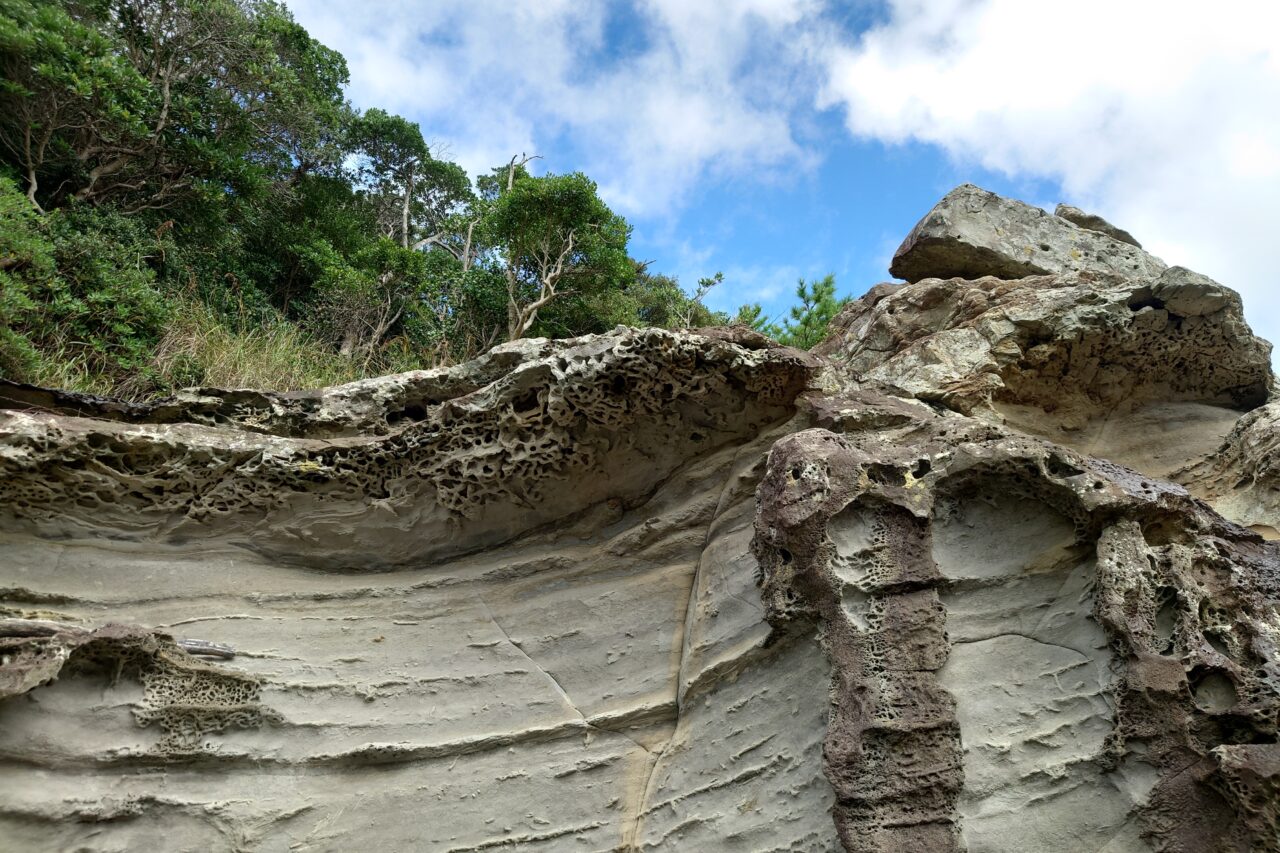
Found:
1054,202 -> 1142,247
827,185 -> 1277,533
816,266 -> 1272,422
889,183 -> 1166,282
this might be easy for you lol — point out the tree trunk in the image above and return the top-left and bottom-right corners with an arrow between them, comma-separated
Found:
400,163 -> 415,249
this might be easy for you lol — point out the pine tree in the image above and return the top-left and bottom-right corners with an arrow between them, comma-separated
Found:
774,274 -> 847,349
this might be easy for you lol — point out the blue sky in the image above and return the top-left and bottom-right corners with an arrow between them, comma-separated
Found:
621,134 -> 1063,317
285,1 -> 1279,363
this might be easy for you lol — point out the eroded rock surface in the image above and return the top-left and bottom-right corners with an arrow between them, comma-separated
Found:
0,328 -> 813,568
753,391 -> 1279,851
2,187 -> 1277,852
816,267 -> 1271,425
1182,400 -> 1280,540
1055,203 -> 1142,248
889,184 -> 1166,283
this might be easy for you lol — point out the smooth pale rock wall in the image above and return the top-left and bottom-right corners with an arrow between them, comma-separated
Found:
933,492 -> 1141,850
0,329 -> 839,852
0,423 -> 840,852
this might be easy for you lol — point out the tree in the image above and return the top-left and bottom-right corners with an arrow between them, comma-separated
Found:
0,0 -> 351,213
349,109 -> 471,250
616,267 -> 726,330
308,238 -> 431,363
771,274 -> 848,349
479,157 -> 633,340
0,0 -> 718,397
679,272 -> 724,328
0,0 -> 147,210
732,302 -> 778,336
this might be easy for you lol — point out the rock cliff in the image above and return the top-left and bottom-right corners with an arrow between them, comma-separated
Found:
1,188 -> 1277,852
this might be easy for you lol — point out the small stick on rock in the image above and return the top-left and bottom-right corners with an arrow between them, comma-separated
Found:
176,638 -> 237,659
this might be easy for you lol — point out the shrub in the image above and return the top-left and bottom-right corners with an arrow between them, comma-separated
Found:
0,175 -> 51,377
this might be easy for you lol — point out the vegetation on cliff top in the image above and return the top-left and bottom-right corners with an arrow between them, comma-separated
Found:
0,0 -> 846,399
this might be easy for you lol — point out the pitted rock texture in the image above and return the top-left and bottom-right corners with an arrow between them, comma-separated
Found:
0,327 -> 813,568
2,186 -> 1278,852
1182,400 -> 1280,540
753,390 -> 1280,851
817,268 -> 1271,425
0,328 -> 838,852
817,265 -> 1273,494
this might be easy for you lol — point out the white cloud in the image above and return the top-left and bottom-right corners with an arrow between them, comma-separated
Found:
284,0 -> 822,217
819,0 -> 1280,365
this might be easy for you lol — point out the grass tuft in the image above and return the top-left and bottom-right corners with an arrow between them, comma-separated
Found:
24,300 -> 432,401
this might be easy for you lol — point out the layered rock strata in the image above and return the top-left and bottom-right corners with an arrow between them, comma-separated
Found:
1,187 -> 1277,852
0,328 -> 840,851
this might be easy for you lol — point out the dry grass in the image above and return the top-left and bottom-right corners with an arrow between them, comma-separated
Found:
27,300 -> 434,401
149,300 -> 367,392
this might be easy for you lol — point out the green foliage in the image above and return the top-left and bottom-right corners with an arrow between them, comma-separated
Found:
149,299 -> 372,393
37,205 -> 171,376
0,0 -> 353,212
626,270 -> 689,328
622,269 -> 728,330
0,175 -> 50,375
769,274 -> 848,349
731,302 -> 777,335
31,297 -> 371,398
348,108 -> 471,249
0,0 -> 733,399
308,238 -> 435,362
0,0 -> 149,207
0,176 -> 172,385
481,168 -> 634,338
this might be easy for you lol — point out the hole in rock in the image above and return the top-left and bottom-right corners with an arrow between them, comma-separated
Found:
1045,454 -> 1084,478
867,464 -> 906,487
512,391 -> 540,414
1154,590 -> 1178,655
1127,294 -> 1166,312
386,403 -> 428,425
1211,715 -> 1276,746
1191,668 -> 1238,713
1204,630 -> 1232,660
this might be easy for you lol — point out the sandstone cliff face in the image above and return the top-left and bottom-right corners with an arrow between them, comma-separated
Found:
1,189 -> 1277,852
